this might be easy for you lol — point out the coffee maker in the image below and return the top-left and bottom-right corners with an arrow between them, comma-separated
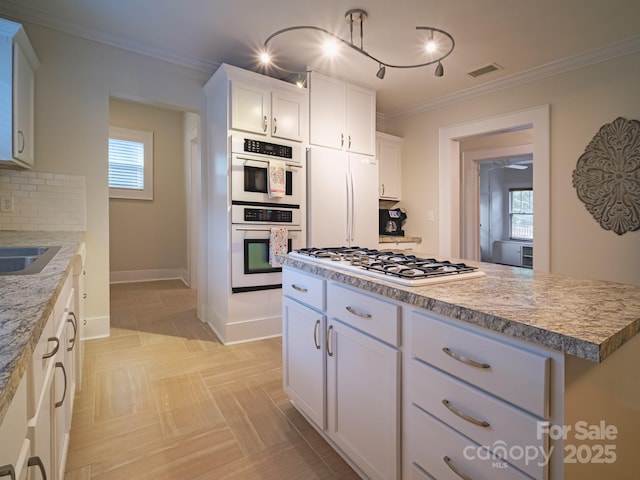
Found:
379,208 -> 407,236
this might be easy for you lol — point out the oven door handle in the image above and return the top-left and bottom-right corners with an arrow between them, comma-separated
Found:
239,157 -> 302,169
234,227 -> 302,232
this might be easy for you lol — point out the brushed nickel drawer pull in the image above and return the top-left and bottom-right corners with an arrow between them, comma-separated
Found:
442,399 -> 490,428
27,456 -> 47,480
345,306 -> 372,319
313,319 -> 320,350
55,361 -> 67,408
67,312 -> 78,352
0,464 -> 16,479
291,284 -> 308,293
443,456 -> 472,480
442,347 -> 490,369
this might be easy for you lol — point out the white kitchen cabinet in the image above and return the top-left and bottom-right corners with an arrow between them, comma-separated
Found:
282,297 -> 326,428
376,132 -> 403,200
307,146 -> 378,248
327,319 -> 400,480
0,19 -> 38,169
229,77 -> 305,142
309,71 -> 376,155
493,240 -> 533,268
0,375 -> 29,480
282,269 -> 400,480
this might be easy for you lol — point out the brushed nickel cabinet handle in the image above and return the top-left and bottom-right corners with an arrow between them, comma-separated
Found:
55,361 -> 67,408
291,284 -> 308,293
326,325 -> 333,357
348,135 -> 352,148
27,456 -> 47,480
273,117 -> 277,134
0,464 -> 16,479
17,130 -> 25,154
443,456 -> 472,480
346,306 -> 372,319
67,312 -> 78,352
341,133 -> 344,147
42,337 -> 59,359
313,319 -> 320,350
263,115 -> 267,132
442,399 -> 490,428
381,183 -> 385,196
442,347 -> 490,369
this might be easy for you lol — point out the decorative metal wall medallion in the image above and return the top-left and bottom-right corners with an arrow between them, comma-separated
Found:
572,117 -> 640,235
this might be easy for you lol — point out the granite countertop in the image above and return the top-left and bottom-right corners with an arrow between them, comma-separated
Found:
379,235 -> 422,244
278,253 -> 640,364
0,231 -> 85,425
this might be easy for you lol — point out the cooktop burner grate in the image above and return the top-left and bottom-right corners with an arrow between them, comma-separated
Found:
292,247 -> 484,285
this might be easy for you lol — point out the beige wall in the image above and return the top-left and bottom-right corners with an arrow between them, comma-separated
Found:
384,52 -> 640,286
19,21 -> 209,328
109,98 -> 187,274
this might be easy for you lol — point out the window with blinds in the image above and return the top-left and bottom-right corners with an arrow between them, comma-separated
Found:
108,127 -> 153,200
509,188 -> 533,240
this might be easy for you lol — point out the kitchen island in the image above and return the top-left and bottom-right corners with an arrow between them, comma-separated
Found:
278,252 -> 640,480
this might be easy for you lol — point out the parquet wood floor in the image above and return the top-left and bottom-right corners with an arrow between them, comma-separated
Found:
65,280 -> 359,480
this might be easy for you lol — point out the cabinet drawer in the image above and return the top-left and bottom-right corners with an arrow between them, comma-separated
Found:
410,310 -> 550,417
283,268 -> 325,311
410,359 -> 547,479
408,405 -> 531,480
327,282 -> 400,347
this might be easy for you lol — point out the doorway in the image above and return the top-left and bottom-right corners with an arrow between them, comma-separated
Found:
438,105 -> 550,272
460,141 -> 534,265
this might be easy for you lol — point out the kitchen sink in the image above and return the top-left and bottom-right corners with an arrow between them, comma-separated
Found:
0,246 -> 61,275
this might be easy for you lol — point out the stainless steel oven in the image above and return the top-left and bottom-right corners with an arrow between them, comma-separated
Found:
231,133 -> 303,207
231,204 -> 303,293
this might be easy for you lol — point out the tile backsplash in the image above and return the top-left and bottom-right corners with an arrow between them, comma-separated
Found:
0,170 -> 86,231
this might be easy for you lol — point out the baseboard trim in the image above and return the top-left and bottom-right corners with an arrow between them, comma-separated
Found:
110,268 -> 188,285
82,315 -> 110,339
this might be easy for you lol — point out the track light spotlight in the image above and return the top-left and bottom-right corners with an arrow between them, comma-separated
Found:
376,64 -> 386,79
435,61 -> 444,77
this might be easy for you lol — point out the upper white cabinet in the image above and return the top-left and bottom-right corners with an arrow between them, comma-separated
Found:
228,69 -> 306,142
0,19 -> 38,169
309,71 -> 376,155
376,132 -> 403,200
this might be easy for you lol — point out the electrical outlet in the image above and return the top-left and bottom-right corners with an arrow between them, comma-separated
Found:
1,197 -> 14,213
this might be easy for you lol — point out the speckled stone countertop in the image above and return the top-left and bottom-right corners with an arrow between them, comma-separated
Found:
278,253 -> 640,364
379,235 -> 422,244
0,231 -> 84,425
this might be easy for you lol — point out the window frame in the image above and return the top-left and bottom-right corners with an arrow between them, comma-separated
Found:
509,187 -> 533,241
108,126 -> 154,200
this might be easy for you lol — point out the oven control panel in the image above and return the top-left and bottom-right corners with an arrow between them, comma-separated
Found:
244,207 -> 293,223
244,139 -> 293,159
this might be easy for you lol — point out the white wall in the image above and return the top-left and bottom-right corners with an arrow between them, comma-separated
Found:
384,51 -> 640,286
21,21 -> 210,331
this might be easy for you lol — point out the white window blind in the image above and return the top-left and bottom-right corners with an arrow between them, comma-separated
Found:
509,188 -> 533,240
108,127 -> 153,200
108,138 -> 144,190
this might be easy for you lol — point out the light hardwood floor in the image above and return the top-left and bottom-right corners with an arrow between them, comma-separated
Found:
65,280 -> 359,480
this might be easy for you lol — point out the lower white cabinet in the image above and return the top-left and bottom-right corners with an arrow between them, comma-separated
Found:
327,318 -> 400,480
282,268 -> 400,480
282,297 -> 326,428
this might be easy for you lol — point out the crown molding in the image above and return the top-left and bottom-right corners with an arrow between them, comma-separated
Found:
0,1 -> 220,73
380,34 -> 640,122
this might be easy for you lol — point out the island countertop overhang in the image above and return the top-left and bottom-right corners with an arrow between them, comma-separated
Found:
277,254 -> 640,363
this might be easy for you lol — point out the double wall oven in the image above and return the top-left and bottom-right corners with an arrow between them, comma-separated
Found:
230,133 -> 304,293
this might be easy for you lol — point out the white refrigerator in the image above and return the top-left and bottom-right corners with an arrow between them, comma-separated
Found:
307,146 -> 379,248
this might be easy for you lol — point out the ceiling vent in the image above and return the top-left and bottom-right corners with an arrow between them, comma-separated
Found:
467,63 -> 503,78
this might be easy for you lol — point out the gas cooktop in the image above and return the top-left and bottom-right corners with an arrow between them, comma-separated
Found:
289,247 -> 485,286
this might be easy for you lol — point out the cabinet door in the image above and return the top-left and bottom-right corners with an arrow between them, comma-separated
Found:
282,298 -> 326,428
377,135 -> 402,200
13,40 -> 34,167
327,319 -> 400,480
345,83 -> 375,155
229,81 -> 269,135
0,375 -> 28,477
27,363 -> 54,480
271,89 -> 304,142
53,317 -> 70,480
307,147 -> 349,247
349,154 -> 379,248
309,72 -> 346,150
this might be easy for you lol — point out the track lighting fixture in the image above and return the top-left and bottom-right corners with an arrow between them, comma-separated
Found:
259,8 -> 455,80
